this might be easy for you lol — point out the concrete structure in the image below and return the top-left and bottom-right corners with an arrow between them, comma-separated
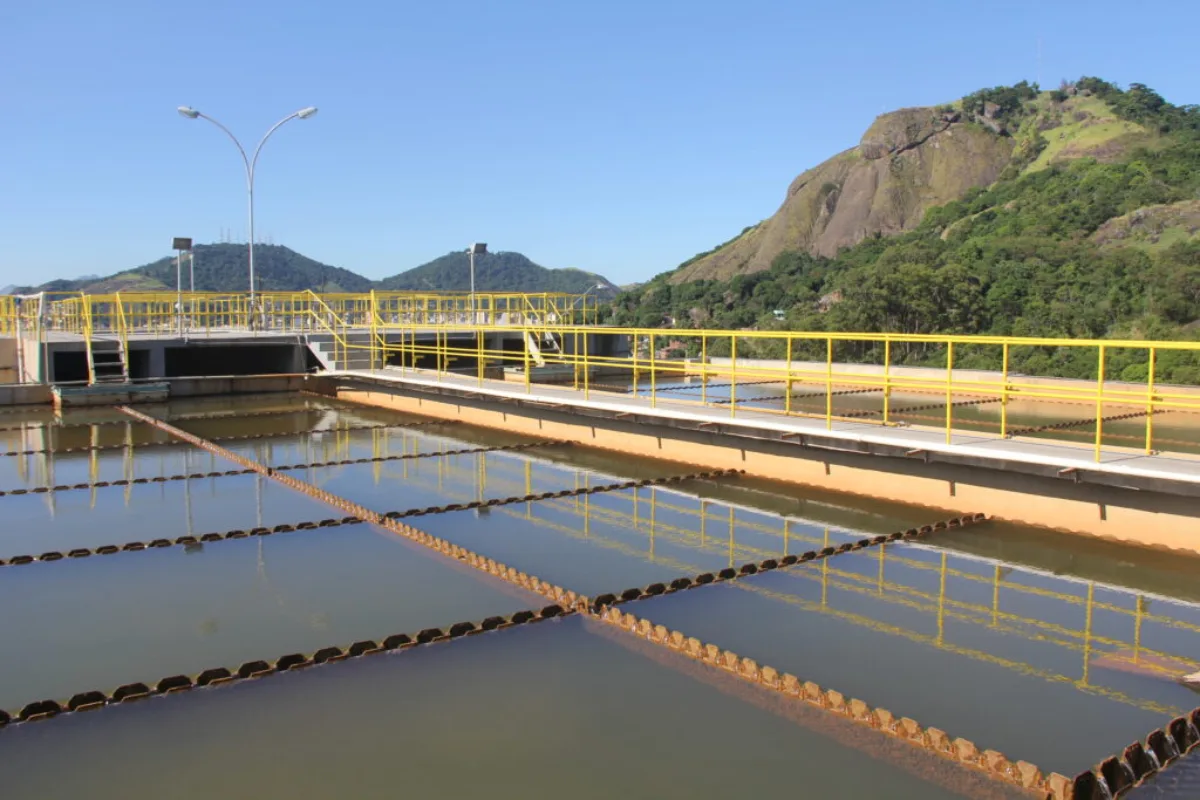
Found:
6,328 -> 623,385
314,367 -> 1200,552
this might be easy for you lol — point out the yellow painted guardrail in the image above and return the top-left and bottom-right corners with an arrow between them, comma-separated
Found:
372,323 -> 1200,461
4,292 -> 1200,459
0,290 -> 601,337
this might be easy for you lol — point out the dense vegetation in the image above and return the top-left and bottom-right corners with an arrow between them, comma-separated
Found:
15,245 -> 615,297
376,250 -> 615,296
610,79 -> 1200,382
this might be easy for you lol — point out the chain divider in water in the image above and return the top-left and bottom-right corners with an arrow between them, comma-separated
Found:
595,602 -> 1069,797
0,407 -> 343,433
0,464 -> 745,567
0,440 -> 567,498
584,513 -> 990,612
11,406 -> 1068,798
112,407 -> 743,617
1006,409 -> 1168,439
0,603 -> 573,729
0,419 -> 458,457
1070,710 -> 1200,798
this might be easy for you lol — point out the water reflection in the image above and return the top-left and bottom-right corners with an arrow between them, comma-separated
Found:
635,544 -> 1200,775
0,617 -> 984,800
0,525 -> 540,708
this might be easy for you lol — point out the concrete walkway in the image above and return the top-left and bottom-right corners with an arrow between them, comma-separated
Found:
332,367 -> 1200,491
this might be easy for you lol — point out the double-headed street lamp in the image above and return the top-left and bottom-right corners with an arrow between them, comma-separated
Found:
176,105 -> 318,306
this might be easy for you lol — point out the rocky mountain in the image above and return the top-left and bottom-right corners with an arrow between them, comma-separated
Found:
611,78 -> 1200,383
671,79 -> 1157,284
674,108 -> 1014,283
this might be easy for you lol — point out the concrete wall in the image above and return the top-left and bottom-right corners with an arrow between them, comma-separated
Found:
324,381 -> 1200,555
0,336 -> 14,384
0,382 -> 52,406
0,374 -> 310,408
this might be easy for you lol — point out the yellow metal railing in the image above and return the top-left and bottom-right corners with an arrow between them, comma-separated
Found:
6,292 -> 1200,460
375,324 -> 1200,461
0,290 -> 600,339
80,292 -> 97,385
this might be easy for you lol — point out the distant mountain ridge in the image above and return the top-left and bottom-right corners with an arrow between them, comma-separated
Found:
8,244 -> 616,297
377,251 -> 617,295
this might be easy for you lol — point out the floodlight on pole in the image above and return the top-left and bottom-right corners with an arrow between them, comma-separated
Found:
176,105 -> 318,308
172,237 -> 192,334
468,243 -> 487,321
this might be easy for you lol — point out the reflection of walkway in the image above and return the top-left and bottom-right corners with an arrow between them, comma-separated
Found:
369,449 -> 1199,718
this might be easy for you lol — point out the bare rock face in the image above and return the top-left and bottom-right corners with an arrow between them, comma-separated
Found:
670,107 -> 1013,284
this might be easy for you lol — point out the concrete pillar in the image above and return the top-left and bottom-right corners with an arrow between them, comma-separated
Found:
148,344 -> 167,379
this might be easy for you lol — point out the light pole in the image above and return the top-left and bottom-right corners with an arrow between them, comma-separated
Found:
467,243 -> 487,322
176,105 -> 318,307
173,237 -> 192,334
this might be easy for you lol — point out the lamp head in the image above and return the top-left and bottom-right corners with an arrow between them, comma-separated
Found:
177,106 -> 200,119
297,107 -> 318,119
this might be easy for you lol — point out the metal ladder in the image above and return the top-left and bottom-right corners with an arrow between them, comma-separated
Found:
87,337 -> 129,384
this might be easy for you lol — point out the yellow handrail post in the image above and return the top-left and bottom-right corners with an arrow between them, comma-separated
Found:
649,333 -> 656,409
582,330 -> 590,400
825,337 -> 833,430
631,332 -> 639,398
882,339 -> 891,425
1094,345 -> 1106,462
369,289 -> 378,370
700,334 -> 708,405
524,326 -> 531,394
115,292 -> 129,377
1145,347 -> 1156,455
944,341 -> 954,445
477,330 -> 484,387
729,335 -> 737,419
436,330 -> 444,381
81,291 -> 96,385
785,336 -> 793,416
1001,343 -> 1010,438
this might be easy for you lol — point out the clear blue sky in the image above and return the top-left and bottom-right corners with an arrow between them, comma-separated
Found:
2,0 -> 1198,287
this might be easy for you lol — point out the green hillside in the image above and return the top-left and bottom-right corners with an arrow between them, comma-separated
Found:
13,244 -> 374,294
610,78 -> 1200,383
12,245 -> 615,297
377,251 -> 617,296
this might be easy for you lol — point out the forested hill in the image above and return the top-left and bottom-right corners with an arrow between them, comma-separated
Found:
12,245 -> 616,296
611,78 -> 1200,383
13,244 -> 374,294
377,251 -> 618,296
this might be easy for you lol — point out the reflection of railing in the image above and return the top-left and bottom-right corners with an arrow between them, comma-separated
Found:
373,451 -> 1200,717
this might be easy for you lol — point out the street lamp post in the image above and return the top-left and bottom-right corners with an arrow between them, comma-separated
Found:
173,237 -> 192,335
176,105 -> 318,308
569,282 -> 607,323
467,243 -> 487,322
